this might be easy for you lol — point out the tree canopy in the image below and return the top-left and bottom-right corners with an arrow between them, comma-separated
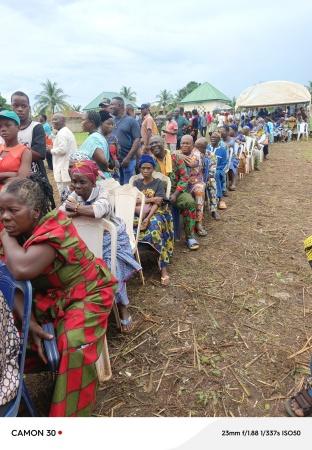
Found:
156,89 -> 174,112
0,93 -> 10,110
34,80 -> 70,114
120,86 -> 137,102
176,81 -> 201,102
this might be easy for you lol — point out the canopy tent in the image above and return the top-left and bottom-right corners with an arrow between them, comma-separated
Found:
236,81 -> 311,109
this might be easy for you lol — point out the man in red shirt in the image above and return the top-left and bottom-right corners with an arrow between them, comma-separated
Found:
140,103 -> 159,150
163,113 -> 178,153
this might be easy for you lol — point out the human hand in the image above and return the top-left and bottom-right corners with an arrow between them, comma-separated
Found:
66,211 -> 78,218
140,218 -> 150,231
153,197 -> 163,206
184,156 -> 193,166
121,157 -> 130,168
29,321 -> 54,364
65,200 -> 77,212
170,192 -> 178,204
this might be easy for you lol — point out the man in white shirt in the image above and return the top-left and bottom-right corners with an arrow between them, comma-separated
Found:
51,113 -> 77,194
217,113 -> 225,128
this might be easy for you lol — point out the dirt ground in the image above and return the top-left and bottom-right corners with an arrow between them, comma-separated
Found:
28,139 -> 312,417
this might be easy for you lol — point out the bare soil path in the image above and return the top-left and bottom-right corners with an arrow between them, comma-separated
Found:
28,140 -> 312,417
95,140 -> 312,417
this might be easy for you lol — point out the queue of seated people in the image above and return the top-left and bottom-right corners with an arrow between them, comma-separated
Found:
0,105 -> 270,417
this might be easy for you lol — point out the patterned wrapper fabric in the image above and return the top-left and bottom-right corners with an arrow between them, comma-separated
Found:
1,210 -> 117,416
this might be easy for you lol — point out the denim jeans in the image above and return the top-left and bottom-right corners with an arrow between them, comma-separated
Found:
119,158 -> 136,185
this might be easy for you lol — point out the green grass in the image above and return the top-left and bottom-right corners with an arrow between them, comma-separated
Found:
74,132 -> 88,146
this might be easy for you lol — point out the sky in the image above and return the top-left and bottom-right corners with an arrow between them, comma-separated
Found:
1,0 -> 311,108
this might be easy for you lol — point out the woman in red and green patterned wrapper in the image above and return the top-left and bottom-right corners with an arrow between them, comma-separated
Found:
0,176 -> 116,417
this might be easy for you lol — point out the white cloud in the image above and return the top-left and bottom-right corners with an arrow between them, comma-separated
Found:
1,0 -> 311,107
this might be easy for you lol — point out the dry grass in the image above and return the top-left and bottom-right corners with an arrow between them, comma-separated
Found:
28,139 -> 312,417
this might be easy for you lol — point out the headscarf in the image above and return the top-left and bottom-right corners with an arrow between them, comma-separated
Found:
69,152 -> 91,163
70,160 -> 99,184
138,154 -> 156,168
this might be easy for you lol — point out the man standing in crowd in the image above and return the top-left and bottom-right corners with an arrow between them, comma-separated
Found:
110,96 -> 141,184
163,112 -> 178,153
126,104 -> 135,117
200,111 -> 207,137
207,111 -> 213,125
174,108 -> 189,149
191,109 -> 199,142
140,103 -> 159,150
51,113 -> 77,194
39,113 -> 53,170
99,98 -> 111,114
8,90 -> 55,207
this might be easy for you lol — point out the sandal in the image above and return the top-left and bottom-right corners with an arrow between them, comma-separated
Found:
186,237 -> 199,250
218,200 -> 227,210
161,275 -> 170,286
285,381 -> 312,417
211,211 -> 221,221
120,316 -> 134,334
196,226 -> 208,237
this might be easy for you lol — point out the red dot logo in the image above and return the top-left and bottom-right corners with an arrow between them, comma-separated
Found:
58,431 -> 63,435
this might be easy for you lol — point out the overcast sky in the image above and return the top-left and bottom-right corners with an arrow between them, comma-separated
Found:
1,0 -> 311,108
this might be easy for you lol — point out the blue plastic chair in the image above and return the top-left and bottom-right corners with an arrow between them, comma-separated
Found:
0,263 -> 37,417
42,323 -> 59,373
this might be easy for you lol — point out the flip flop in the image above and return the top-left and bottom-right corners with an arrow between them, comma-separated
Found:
284,386 -> 312,417
186,237 -> 199,250
218,200 -> 227,210
161,275 -> 170,286
120,316 -> 134,334
196,227 -> 208,237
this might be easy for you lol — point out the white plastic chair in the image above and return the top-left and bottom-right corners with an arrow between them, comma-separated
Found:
237,142 -> 247,180
245,136 -> 256,172
72,216 -> 119,383
297,122 -> 309,141
101,178 -> 120,209
113,184 -> 145,285
129,172 -> 171,198
224,147 -> 233,175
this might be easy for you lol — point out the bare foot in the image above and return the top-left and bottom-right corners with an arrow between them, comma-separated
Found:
161,267 -> 170,286
118,305 -> 134,333
289,398 -> 304,417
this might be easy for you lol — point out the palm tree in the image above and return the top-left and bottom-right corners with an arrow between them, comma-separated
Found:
120,86 -> 137,102
71,104 -> 82,112
0,93 -> 10,110
34,80 -> 70,114
156,89 -> 174,112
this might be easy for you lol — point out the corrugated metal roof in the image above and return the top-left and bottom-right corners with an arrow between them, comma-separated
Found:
83,91 -> 137,111
180,82 -> 230,104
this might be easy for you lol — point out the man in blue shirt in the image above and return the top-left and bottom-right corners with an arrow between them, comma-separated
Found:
206,132 -> 228,210
110,97 -> 141,184
174,108 -> 190,149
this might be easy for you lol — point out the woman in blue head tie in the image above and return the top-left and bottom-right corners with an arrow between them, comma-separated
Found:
133,155 -> 174,286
